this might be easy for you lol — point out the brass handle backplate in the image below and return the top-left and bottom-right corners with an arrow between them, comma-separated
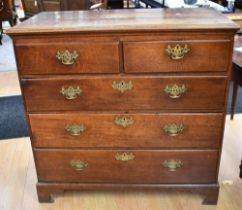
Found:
65,124 -> 86,136
115,152 -> 135,161
164,84 -> 187,99
163,123 -> 185,137
56,50 -> 79,65
162,160 -> 183,171
114,116 -> 134,128
112,80 -> 133,93
166,44 -> 190,60
60,86 -> 82,100
70,160 -> 88,171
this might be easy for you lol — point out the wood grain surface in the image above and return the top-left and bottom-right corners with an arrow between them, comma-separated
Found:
124,40 -> 231,73
35,149 -> 218,183
15,38 -> 120,74
29,113 -> 224,149
21,76 -> 227,112
7,8 -> 239,35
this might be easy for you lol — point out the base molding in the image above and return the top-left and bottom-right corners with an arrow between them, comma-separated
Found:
36,182 -> 219,205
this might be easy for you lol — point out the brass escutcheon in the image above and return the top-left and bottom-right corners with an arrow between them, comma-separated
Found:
112,80 -> 133,93
164,84 -> 187,99
60,86 -> 82,100
166,44 -> 190,60
70,160 -> 88,171
115,152 -> 135,161
162,160 -> 183,172
56,50 -> 79,65
163,123 -> 185,137
65,124 -> 86,136
114,116 -> 134,128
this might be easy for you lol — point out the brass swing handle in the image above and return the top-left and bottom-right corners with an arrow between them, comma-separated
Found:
166,44 -> 190,60
65,124 -> 86,136
162,160 -> 183,171
163,123 -> 185,137
70,160 -> 88,171
60,86 -> 82,100
56,50 -> 79,65
164,84 -> 187,99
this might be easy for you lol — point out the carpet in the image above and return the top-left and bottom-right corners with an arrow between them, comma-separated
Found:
0,95 -> 28,140
0,83 -> 242,140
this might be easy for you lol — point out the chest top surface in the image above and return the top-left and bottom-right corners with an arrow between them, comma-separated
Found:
7,8 -> 239,36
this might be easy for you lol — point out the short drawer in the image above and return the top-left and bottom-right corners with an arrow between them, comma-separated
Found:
30,113 -> 223,149
22,76 -> 227,112
35,150 -> 218,183
15,38 -> 120,74
123,40 -> 231,73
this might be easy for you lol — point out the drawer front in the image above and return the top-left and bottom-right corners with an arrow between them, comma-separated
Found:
22,76 -> 227,112
123,40 -> 231,73
30,113 -> 223,149
15,40 -> 120,74
35,150 -> 218,183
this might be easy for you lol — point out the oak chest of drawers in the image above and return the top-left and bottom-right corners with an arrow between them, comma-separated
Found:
8,8 -> 238,205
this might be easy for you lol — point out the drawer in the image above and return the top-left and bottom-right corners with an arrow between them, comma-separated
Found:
15,38 -> 120,74
30,113 -> 223,149
123,40 -> 231,73
22,76 -> 227,112
35,150 -> 218,183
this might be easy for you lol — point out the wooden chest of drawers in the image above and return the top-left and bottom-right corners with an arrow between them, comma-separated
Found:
8,8 -> 238,205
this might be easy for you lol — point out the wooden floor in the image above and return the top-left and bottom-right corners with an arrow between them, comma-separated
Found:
0,71 -> 242,210
0,71 -> 21,97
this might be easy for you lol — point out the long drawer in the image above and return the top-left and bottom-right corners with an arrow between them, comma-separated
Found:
22,76 -> 227,112
30,113 -> 223,149
123,40 -> 231,73
15,38 -> 120,74
35,149 -> 218,183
